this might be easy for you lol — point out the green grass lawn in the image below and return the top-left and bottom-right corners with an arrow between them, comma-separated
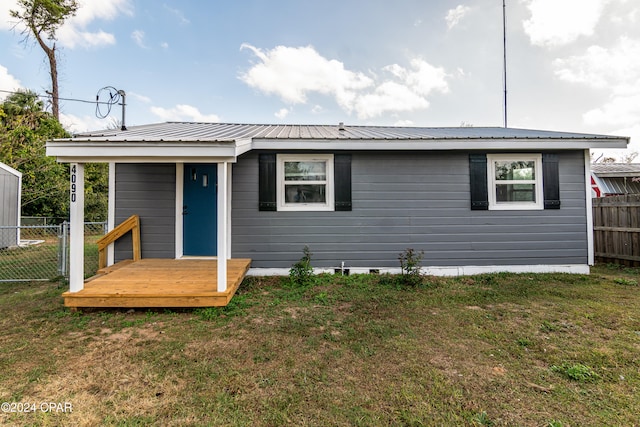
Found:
0,264 -> 639,426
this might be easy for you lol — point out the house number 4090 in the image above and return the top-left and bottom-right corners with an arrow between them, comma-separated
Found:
70,165 -> 77,203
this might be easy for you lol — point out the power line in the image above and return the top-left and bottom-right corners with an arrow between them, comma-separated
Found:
1,87 -> 127,130
0,89 -> 113,105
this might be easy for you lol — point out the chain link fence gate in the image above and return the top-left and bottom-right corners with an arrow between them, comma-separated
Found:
0,222 -> 106,283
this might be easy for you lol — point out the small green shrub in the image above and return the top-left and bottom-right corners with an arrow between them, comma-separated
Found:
551,363 -> 599,382
613,277 -> 638,286
473,410 -> 494,426
289,246 -> 314,285
540,320 -> 560,333
398,248 -> 424,287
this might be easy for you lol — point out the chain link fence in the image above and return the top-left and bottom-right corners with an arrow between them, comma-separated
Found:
0,222 -> 106,283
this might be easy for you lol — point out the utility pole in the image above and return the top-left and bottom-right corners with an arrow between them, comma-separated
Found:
502,0 -> 508,128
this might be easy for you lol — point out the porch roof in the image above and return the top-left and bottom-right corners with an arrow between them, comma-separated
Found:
47,122 -> 629,162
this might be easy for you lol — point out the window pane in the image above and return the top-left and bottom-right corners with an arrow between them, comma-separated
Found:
496,184 -> 536,202
285,184 -> 326,203
495,161 -> 535,181
285,161 -> 326,181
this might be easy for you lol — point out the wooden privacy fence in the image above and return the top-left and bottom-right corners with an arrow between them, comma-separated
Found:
593,195 -> 640,266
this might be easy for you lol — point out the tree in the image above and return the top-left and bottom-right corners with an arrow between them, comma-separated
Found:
10,0 -> 79,121
0,90 -> 69,218
620,151 -> 638,164
1,90 -> 109,221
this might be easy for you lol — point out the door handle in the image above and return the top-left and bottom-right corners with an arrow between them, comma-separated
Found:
182,205 -> 188,215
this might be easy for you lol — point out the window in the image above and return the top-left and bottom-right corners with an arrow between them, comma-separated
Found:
259,153 -> 351,212
277,154 -> 334,211
487,154 -> 543,210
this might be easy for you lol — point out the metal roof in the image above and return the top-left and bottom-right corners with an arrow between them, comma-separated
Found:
593,177 -> 640,195
591,163 -> 640,195
65,122 -> 628,143
591,163 -> 640,176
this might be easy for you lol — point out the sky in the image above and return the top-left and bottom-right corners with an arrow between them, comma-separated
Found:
0,0 -> 639,159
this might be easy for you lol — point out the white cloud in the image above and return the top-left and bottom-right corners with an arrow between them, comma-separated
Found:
239,44 -> 373,106
0,2 -> 15,31
385,59 -> 449,96
160,42 -> 169,49
240,44 -> 450,120
60,112 -> 111,133
0,65 -> 23,100
553,36 -> 640,130
131,30 -> 146,48
354,81 -> 429,119
274,108 -> 289,119
522,0 -> 608,47
128,91 -> 151,104
50,0 -> 132,49
164,5 -> 190,25
59,29 -> 116,48
445,5 -> 470,30
554,37 -> 640,91
583,93 -> 640,127
150,104 -> 220,122
612,124 -> 640,155
351,59 -> 449,119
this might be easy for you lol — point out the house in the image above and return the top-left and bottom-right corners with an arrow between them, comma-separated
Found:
46,123 -> 628,307
0,162 -> 22,249
590,163 -> 640,197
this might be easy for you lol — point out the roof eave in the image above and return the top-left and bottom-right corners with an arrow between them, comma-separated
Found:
46,140 -> 238,162
251,137 -> 629,150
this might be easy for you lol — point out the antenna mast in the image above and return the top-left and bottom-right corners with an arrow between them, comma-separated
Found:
502,0 -> 508,128
95,86 -> 127,130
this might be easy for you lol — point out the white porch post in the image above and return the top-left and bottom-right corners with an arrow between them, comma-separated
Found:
585,150 -> 595,266
107,162 -> 115,266
227,163 -> 232,257
217,162 -> 228,292
69,163 -> 85,292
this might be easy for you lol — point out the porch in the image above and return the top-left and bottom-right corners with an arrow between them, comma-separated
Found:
62,258 -> 251,308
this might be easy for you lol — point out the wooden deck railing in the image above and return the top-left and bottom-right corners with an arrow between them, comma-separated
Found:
97,215 -> 141,269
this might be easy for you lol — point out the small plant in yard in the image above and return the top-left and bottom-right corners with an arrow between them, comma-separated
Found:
614,277 -> 638,286
398,248 -> 424,286
289,245 -> 314,285
473,410 -> 495,426
540,320 -> 560,333
551,363 -> 599,382
516,337 -> 531,347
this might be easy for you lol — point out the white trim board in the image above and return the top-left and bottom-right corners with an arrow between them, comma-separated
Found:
247,264 -> 590,277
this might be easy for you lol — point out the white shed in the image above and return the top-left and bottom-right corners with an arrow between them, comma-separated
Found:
0,162 -> 22,248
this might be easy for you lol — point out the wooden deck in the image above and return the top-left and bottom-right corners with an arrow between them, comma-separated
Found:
62,258 -> 251,308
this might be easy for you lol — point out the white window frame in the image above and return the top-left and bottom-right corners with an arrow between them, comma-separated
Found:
277,154 -> 334,211
487,153 -> 543,210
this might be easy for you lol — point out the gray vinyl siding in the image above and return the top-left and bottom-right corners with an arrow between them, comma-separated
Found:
114,164 -> 175,261
0,167 -> 20,248
232,151 -> 588,269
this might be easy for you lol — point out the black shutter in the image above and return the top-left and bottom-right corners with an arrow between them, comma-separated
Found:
334,154 -> 352,211
542,153 -> 560,209
258,153 -> 277,211
469,153 -> 489,210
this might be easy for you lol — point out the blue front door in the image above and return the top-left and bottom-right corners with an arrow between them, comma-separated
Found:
183,164 -> 217,256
